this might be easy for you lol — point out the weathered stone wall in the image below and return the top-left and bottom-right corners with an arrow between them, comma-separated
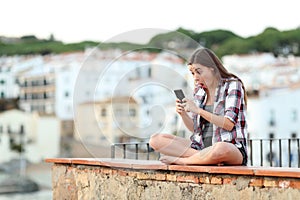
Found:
51,164 -> 300,200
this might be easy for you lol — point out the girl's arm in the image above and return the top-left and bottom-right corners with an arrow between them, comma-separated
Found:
180,112 -> 194,132
198,108 -> 234,131
176,99 -> 194,132
183,98 -> 235,131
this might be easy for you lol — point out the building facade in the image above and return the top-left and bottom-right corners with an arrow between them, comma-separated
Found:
75,96 -> 140,145
0,109 -> 61,163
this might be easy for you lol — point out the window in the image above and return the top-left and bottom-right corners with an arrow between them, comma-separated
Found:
30,105 -> 35,112
101,108 -> 106,117
129,108 -> 136,117
136,67 -> 141,78
66,105 -> 71,113
292,109 -> 298,122
0,80 -> 5,85
148,68 -> 152,78
158,122 -> 163,127
269,133 -> 275,139
41,105 -> 46,113
174,115 -> 178,124
269,109 -> 275,126
142,96 -> 148,104
100,136 -> 106,140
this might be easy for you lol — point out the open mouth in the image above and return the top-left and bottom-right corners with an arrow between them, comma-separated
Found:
199,83 -> 207,89
195,81 -> 207,89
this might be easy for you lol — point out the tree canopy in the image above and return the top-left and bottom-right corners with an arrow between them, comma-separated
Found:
0,26 -> 299,57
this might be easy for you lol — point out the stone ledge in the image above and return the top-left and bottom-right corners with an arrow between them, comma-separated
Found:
45,158 -> 300,178
46,158 -> 300,199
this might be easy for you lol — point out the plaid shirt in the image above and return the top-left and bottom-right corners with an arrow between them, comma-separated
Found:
190,78 -> 248,151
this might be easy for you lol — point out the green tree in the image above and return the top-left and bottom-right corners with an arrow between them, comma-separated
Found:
1,27 -> 300,56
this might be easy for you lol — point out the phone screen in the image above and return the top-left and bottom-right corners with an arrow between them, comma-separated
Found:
174,89 -> 185,101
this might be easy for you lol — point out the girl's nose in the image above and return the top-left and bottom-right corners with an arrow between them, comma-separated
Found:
193,73 -> 199,79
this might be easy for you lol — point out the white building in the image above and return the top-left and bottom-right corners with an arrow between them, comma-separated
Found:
223,53 -> 300,90
73,49 -> 190,142
14,53 -> 84,120
0,67 -> 18,99
0,55 -> 43,99
75,96 -> 140,146
55,60 -> 81,120
0,109 -> 61,163
247,86 -> 300,167
0,126 -> 16,163
222,53 -> 277,72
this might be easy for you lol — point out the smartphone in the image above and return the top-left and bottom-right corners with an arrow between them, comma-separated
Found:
174,89 -> 185,102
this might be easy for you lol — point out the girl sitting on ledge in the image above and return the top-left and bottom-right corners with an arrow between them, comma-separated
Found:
149,48 -> 248,166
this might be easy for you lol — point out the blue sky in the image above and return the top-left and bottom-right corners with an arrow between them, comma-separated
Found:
1,0 -> 299,43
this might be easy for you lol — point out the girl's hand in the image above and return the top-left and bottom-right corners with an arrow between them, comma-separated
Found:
175,99 -> 186,115
182,98 -> 200,114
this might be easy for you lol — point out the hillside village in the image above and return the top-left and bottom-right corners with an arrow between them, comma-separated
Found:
0,47 -> 300,166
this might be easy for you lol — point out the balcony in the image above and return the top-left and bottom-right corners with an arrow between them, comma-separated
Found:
111,138 -> 300,168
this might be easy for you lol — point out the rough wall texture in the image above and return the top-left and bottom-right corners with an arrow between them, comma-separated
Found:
52,164 -> 300,200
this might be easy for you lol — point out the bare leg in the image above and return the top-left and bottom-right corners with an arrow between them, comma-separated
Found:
149,133 -> 198,158
160,142 -> 243,166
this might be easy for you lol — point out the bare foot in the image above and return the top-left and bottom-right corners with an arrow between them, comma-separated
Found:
159,156 -> 185,165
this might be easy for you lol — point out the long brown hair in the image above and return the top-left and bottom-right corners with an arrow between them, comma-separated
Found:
188,48 -> 248,105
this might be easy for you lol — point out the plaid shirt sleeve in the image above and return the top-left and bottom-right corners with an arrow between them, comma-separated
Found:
224,80 -> 244,124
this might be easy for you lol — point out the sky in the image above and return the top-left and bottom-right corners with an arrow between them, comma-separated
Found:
1,0 -> 299,44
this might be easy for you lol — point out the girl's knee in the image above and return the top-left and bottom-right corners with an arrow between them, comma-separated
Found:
210,142 -> 231,161
149,133 -> 162,150
212,142 -> 244,165
149,133 -> 174,150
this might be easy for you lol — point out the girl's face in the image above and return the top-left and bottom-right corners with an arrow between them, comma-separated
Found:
188,64 -> 216,89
